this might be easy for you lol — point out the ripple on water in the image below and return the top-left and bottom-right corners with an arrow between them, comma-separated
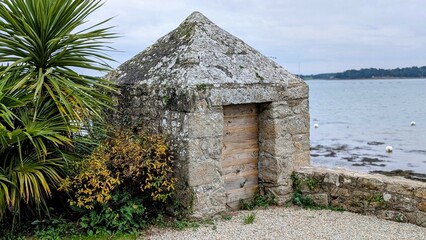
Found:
367,141 -> 385,146
406,149 -> 426,155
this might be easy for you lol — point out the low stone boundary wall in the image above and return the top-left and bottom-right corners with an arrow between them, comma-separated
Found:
294,167 -> 426,227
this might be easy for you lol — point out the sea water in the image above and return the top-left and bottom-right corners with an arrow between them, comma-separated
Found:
307,78 -> 426,175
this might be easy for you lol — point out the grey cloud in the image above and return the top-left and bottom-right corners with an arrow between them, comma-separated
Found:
89,0 -> 426,74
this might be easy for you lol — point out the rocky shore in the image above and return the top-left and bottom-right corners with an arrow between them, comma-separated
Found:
310,144 -> 426,182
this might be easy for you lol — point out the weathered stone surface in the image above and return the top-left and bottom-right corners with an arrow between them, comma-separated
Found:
414,187 -> 426,199
323,172 -> 341,187
185,137 -> 222,162
259,119 -> 280,139
358,176 -> 385,191
330,187 -> 350,197
182,112 -> 223,138
266,185 -> 293,205
352,190 -> 370,200
295,167 -> 426,227
292,152 -> 310,168
107,11 -> 310,218
192,183 -> 226,218
259,137 -> 295,157
285,115 -> 309,135
291,99 -> 309,115
287,82 -> 309,100
292,134 -> 310,152
377,210 -> 407,222
341,176 -> 354,186
258,154 -> 279,183
262,101 -> 292,119
108,12 -> 294,87
308,193 -> 329,206
418,202 -> 426,212
210,84 -> 287,106
393,197 -> 416,212
416,212 -> 426,227
188,162 -> 221,187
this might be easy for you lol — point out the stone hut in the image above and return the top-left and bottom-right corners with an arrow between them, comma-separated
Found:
108,12 -> 310,217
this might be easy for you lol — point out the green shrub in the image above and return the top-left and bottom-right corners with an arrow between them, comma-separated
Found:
291,173 -> 316,208
290,173 -> 343,211
241,193 -> 276,210
33,216 -> 77,240
79,191 -> 146,235
292,191 -> 315,207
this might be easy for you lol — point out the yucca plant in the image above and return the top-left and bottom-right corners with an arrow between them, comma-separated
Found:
0,0 -> 116,221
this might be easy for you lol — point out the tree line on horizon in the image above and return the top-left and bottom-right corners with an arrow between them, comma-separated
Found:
301,66 -> 426,79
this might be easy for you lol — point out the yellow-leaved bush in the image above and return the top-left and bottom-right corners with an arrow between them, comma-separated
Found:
59,152 -> 120,209
106,131 -> 176,202
60,129 -> 176,210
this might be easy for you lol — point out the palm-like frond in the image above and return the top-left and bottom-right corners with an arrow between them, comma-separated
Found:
0,171 -> 13,217
0,86 -> 74,160
0,0 -> 116,220
0,98 -> 76,218
0,0 -> 116,122
6,152 -> 64,216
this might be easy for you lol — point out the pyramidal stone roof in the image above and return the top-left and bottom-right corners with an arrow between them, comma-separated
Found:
109,11 -> 295,86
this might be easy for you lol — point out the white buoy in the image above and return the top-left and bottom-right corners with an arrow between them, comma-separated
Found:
411,121 -> 416,126
314,123 -> 319,128
386,145 -> 393,153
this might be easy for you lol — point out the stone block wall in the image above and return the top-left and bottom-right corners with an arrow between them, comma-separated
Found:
108,11 -> 312,218
258,77 -> 310,204
111,78 -> 310,218
294,167 -> 426,227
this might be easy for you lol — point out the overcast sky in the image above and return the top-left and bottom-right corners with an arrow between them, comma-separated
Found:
89,0 -> 426,75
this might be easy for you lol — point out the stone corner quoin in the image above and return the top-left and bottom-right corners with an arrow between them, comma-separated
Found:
106,11 -> 310,217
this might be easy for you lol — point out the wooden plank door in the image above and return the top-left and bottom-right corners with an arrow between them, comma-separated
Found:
222,104 -> 259,209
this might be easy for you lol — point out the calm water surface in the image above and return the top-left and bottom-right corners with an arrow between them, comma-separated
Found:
307,78 -> 426,174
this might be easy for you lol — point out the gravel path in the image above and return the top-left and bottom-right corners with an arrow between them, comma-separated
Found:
147,207 -> 426,240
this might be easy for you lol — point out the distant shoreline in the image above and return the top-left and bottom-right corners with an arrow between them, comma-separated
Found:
303,77 -> 426,80
300,66 -> 426,80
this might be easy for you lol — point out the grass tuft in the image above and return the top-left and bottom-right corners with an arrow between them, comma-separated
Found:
242,213 -> 256,224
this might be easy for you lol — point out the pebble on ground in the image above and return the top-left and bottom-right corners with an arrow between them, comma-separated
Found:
146,207 -> 426,240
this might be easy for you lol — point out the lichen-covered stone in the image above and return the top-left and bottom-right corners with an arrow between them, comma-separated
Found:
107,11 -> 309,218
323,172 -> 341,187
108,12 -> 293,87
414,187 -> 426,199
418,202 -> 426,212
191,182 -> 226,218
358,176 -> 385,191
308,193 -> 329,206
187,162 -> 221,187
295,167 -> 426,227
